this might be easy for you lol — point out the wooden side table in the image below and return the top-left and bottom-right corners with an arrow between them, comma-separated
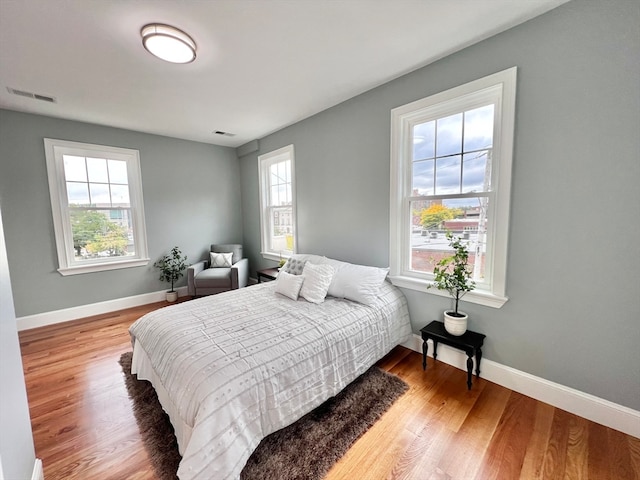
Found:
420,320 -> 486,390
257,268 -> 279,283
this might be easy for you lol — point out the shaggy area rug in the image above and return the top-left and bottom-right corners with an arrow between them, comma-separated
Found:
119,352 -> 408,480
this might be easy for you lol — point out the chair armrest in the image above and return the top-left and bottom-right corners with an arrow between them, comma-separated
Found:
187,260 -> 208,296
231,258 -> 249,289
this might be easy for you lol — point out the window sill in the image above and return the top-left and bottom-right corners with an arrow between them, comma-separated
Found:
388,274 -> 508,309
58,258 -> 150,276
261,252 -> 290,263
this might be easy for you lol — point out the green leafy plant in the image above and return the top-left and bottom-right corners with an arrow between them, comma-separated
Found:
153,246 -> 188,293
428,231 -> 476,316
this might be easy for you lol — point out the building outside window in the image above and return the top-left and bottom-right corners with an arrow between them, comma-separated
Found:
44,139 -> 149,275
258,144 -> 296,261
389,68 -> 517,308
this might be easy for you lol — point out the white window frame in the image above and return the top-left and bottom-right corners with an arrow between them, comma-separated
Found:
389,67 -> 517,308
44,138 -> 150,276
258,144 -> 297,262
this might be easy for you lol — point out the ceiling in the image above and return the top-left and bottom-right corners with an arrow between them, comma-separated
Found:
0,0 -> 568,148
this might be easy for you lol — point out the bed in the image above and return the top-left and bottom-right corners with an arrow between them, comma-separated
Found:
129,255 -> 412,480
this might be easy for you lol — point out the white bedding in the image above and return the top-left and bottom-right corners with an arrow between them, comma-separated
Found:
129,279 -> 411,480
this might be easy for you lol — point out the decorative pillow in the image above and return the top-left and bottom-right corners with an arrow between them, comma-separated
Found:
299,263 -> 334,304
210,252 -> 233,268
327,262 -> 389,306
274,271 -> 305,300
281,257 -> 307,275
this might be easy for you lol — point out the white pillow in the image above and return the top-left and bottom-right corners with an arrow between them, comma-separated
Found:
299,263 -> 334,304
210,252 -> 233,268
275,271 -> 305,300
327,262 -> 389,306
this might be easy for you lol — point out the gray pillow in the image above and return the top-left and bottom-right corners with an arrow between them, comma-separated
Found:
281,258 -> 306,275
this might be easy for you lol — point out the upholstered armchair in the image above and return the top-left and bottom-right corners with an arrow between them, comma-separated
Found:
187,244 -> 249,297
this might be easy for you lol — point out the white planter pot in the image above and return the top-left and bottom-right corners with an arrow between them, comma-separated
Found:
444,311 -> 468,336
166,291 -> 178,302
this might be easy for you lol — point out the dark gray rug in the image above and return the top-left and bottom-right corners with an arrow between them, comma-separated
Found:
119,352 -> 408,480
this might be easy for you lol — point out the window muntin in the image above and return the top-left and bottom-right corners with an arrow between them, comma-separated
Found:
390,68 -> 516,308
259,145 -> 296,260
44,139 -> 149,275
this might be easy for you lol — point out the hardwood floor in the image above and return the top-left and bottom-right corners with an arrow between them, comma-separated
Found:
19,302 -> 640,480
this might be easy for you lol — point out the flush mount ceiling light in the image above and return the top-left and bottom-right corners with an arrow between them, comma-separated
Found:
141,23 -> 196,64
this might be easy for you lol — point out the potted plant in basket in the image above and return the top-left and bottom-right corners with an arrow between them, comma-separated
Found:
428,231 -> 476,336
153,246 -> 189,302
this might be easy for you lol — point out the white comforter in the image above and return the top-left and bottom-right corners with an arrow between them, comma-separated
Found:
129,280 -> 411,480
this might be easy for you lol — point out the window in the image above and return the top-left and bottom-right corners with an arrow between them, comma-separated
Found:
44,139 -> 149,275
258,145 -> 296,261
389,67 -> 517,307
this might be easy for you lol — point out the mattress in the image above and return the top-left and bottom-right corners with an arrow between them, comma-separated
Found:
129,279 -> 411,479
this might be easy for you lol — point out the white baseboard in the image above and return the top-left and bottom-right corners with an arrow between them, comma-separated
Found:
31,459 -> 43,480
403,333 -> 640,439
16,287 -> 189,331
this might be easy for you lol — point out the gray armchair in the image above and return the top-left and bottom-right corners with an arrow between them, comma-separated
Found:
187,244 -> 249,297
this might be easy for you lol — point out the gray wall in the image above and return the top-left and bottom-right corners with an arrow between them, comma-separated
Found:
0,110 -> 242,317
0,205 -> 36,479
240,0 -> 640,410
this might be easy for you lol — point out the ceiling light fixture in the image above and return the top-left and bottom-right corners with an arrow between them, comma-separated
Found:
141,23 -> 196,64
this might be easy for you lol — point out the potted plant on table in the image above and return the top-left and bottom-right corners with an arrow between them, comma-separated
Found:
153,246 -> 189,302
428,231 -> 476,336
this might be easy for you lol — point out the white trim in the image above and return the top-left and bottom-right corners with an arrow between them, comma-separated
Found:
31,459 -> 43,480
403,333 -> 640,438
16,286 -> 188,331
258,144 -> 297,259
43,138 -> 150,275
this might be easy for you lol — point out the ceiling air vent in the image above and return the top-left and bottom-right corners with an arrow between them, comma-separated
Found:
213,130 -> 236,137
7,87 -> 56,103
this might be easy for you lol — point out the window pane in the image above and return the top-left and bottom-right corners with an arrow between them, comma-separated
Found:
413,121 -> 435,160
436,113 -> 463,157
283,160 -> 291,183
69,208 -> 134,261
412,159 -> 434,195
463,105 -> 494,151
63,155 -> 87,182
409,197 -> 487,281
285,183 -> 292,204
110,184 -> 130,206
270,164 -> 279,187
67,182 -> 90,205
108,159 -> 128,184
277,185 -> 288,205
462,150 -> 491,193
87,157 -> 108,183
270,185 -> 279,206
89,183 -> 110,206
435,155 -> 461,195
268,206 -> 293,253
276,162 -> 283,186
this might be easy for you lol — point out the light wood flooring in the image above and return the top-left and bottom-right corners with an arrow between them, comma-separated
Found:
19,301 -> 640,480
